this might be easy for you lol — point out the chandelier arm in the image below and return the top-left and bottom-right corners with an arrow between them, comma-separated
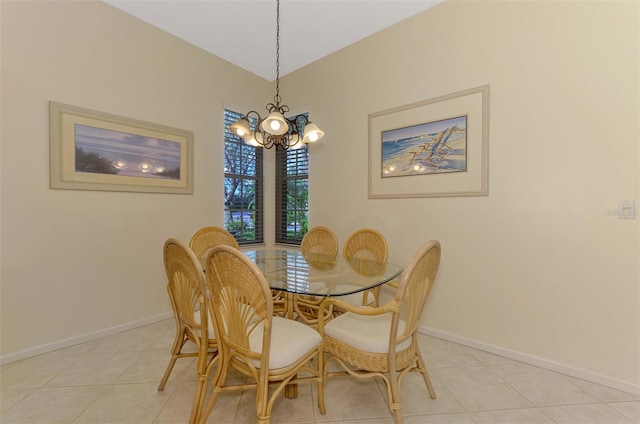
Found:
261,132 -> 279,149
285,133 -> 301,148
265,102 -> 289,115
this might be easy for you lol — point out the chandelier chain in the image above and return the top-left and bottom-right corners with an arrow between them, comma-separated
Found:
274,0 -> 281,105
228,0 -> 323,150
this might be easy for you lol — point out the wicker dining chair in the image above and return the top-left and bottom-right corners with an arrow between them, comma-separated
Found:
200,245 -> 325,424
158,238 -> 217,424
340,228 -> 389,307
189,226 -> 239,269
300,226 -> 338,257
295,226 -> 339,325
318,240 -> 441,424
189,226 -> 288,317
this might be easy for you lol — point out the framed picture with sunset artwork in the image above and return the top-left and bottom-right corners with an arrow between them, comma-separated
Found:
49,101 -> 194,194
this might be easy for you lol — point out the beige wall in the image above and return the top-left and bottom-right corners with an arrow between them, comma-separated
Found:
1,0 -> 638,394
283,0 -> 639,391
0,0 -> 270,358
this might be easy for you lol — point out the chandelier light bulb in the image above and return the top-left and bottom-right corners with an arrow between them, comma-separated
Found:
246,134 -> 260,147
261,111 -> 289,135
229,117 -> 251,139
291,140 -> 305,149
302,122 -> 324,144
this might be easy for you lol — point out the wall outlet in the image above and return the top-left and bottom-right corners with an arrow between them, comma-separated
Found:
618,200 -> 635,219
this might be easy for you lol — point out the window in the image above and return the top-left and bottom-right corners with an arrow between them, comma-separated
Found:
224,109 -> 263,244
275,144 -> 309,244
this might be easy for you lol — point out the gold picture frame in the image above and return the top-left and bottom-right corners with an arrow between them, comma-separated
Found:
368,85 -> 489,198
50,101 -> 194,194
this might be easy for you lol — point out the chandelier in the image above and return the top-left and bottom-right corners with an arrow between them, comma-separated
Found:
228,0 -> 324,150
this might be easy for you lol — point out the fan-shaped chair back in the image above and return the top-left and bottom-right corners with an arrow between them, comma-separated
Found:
189,226 -> 239,268
393,240 -> 441,346
343,228 -> 388,263
163,238 -> 205,335
160,238 -> 216,424
205,245 -> 272,356
300,226 -> 338,257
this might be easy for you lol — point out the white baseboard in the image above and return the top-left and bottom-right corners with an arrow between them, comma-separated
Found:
418,325 -> 640,397
3,314 -> 638,397
0,312 -> 173,366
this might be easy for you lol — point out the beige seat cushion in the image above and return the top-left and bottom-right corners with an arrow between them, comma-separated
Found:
324,311 -> 410,353
191,309 -> 215,338
249,316 -> 321,369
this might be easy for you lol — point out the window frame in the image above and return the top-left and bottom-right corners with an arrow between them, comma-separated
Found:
223,109 -> 264,245
275,143 -> 309,245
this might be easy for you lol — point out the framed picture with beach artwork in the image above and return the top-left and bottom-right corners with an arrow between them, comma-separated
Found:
368,85 -> 489,198
50,101 -> 194,194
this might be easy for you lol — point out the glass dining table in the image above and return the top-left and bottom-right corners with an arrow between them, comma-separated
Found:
242,246 -> 404,320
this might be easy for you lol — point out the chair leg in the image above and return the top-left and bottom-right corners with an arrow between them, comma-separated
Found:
194,353 -> 220,424
157,356 -> 178,391
256,368 -> 270,424
414,345 -> 436,399
190,343 -> 215,424
198,352 -> 229,424
190,374 -> 207,424
392,407 -> 404,424
388,368 -> 403,424
365,286 -> 380,307
256,394 -> 270,422
158,327 -> 186,391
317,349 -> 326,415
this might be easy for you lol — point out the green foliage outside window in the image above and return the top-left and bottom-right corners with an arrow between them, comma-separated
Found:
276,144 -> 309,244
224,109 -> 263,244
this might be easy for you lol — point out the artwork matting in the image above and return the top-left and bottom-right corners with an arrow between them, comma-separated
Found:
50,101 -> 194,194
368,85 -> 489,199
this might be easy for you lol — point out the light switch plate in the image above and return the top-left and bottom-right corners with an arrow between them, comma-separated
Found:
618,200 -> 635,219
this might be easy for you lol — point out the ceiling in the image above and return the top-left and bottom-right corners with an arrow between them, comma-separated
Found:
104,0 -> 443,81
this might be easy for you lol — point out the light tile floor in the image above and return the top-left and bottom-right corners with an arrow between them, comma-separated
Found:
1,319 -> 638,424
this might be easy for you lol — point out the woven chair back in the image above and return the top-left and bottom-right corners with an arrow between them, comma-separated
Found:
163,238 -> 207,334
394,240 -> 441,341
343,228 -> 388,262
205,245 -> 273,360
189,226 -> 239,269
301,226 -> 338,256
